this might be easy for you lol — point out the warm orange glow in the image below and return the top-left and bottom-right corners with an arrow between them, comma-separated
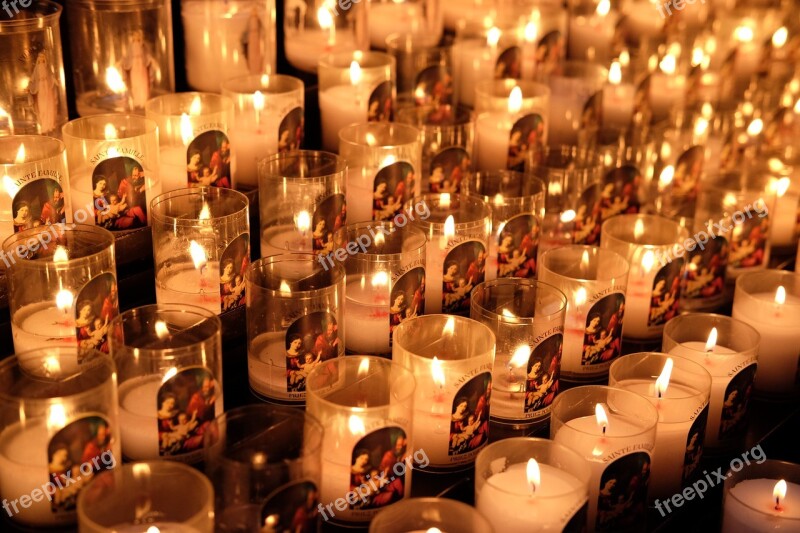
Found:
705,327 -> 718,352
527,458 -> 541,495
654,358 -> 673,398
432,356 -> 446,388
595,403 -> 609,434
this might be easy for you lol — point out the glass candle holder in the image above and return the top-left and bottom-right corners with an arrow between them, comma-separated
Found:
246,253 -> 345,404
593,128 -> 654,222
732,270 -> 800,399
600,214 -> 689,340
463,170 -> 545,280
526,144 -> 604,252
386,35 -> 453,110
62,115 -> 161,233
694,173 -> 773,281
65,0 -> 175,116
0,348 -> 119,528
338,123 -> 421,224
204,405 -> 323,532
0,135 -> 70,244
318,51 -> 397,153
393,315 -> 495,472
520,3 -> 568,80
474,79 -> 550,172
550,385 -> 658,533
722,460 -> 800,533
110,303 -> 223,463
334,222 -> 426,357
756,155 -> 800,251
77,461 -> 214,532
470,279 -> 567,435
370,497 -> 494,532
151,187 -> 250,315
538,245 -> 628,383
678,215 -> 730,312
409,193 -> 491,315
475,437 -> 590,532
145,92 -> 234,193
4,225 -> 118,356
662,313 -> 760,451
0,1 -> 68,136
258,151 -> 346,258
221,74 -> 305,189
305,356 -> 415,526
395,105 -> 475,194
566,0 -> 619,64
608,352 -> 712,501
543,62 -> 607,147
180,0 -> 276,92
368,0 -> 443,50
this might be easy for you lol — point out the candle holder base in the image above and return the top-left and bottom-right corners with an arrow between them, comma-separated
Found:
249,386 -> 305,407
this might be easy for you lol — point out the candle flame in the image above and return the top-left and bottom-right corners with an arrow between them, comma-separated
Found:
105,67 -> 127,94
524,22 -> 537,43
510,344 -> 530,368
776,285 -> 786,305
794,98 -> 800,114
189,95 -> 202,116
705,327 -> 718,352
440,193 -> 451,209
365,132 -> 377,146
659,166 -> 675,190
771,177 -> 791,198
14,143 -> 25,164
634,218 -> 644,240
146,527 -> 161,533
154,320 -> 170,339
773,27 -> 788,48
575,286 -> 587,307
443,214 -> 455,240
493,193 -> 504,207
527,458 -> 541,496
189,240 -> 207,270
375,231 -> 385,246
641,250 -> 655,274
595,403 -> 609,434
655,357 -> 673,398
296,210 -> 311,233
502,308 -> 517,319
443,316 -> 455,336
348,414 -> 366,435
596,0 -> 610,16
279,280 -> 291,295
317,7 -> 333,29
53,246 -> 69,263
43,356 -> 60,375
487,27 -> 502,48
735,25 -> 754,43
701,102 -> 714,119
371,271 -> 389,287
694,117 -> 709,137
775,479 -> 787,510
162,367 -> 179,383
133,462 -> 152,479
104,123 -> 118,140
253,90 -> 265,112
350,61 -> 363,86
560,209 -> 576,223
47,403 -> 67,433
659,55 -> 676,75
55,289 -> 74,313
432,356 -> 446,388
619,49 -> 630,66
747,118 -> 763,137
609,61 -> 622,85
180,113 -> 194,145
426,529 -> 442,533
198,203 -> 211,220
508,86 -> 523,114
358,357 -> 370,377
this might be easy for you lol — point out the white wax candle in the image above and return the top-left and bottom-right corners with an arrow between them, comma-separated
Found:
452,40 -> 496,109
723,478 -> 800,532
320,85 -> 370,153
477,462 -> 587,531
159,147 -> 191,194
155,264 -> 221,315
602,83 -> 634,130
475,113 -> 512,172
285,32 -> 357,73
260,225 -> 313,258
11,303 -> 76,355
229,115 -> 280,189
248,332 -> 295,401
732,291 -> 800,394
769,192 -> 799,247
344,280 -> 391,355
369,3 -> 424,49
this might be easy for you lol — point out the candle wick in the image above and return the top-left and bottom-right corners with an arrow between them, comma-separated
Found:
776,497 -> 782,511
602,426 -> 606,436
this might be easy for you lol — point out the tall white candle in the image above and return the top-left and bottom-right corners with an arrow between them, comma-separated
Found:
452,36 -> 499,109
344,277 -> 391,355
319,63 -> 372,153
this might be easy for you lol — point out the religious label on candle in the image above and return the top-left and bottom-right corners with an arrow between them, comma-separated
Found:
496,47 -> 522,79
581,292 -> 625,371
285,312 -> 340,396
87,156 -> 149,231
595,452 -> 651,531
186,130 -> 232,189
582,90 -> 602,133
448,372 -> 492,462
278,107 -> 305,153
729,217 -> 770,269
260,480 -> 319,530
442,240 -> 486,314
7,171 -> 67,235
682,238 -> 727,302
719,364 -> 756,441
672,146 -> 704,203
600,166 -> 642,220
390,267 -> 426,346
373,162 -> 416,221
75,273 -> 118,360
429,148 -> 471,193
369,81 -> 394,122
524,332 -> 563,419
682,405 -> 709,486
496,214 -> 538,279
312,194 -> 347,258
157,366 -> 218,462
508,114 -> 545,172
536,31 -> 564,77
648,260 -> 683,327
219,234 -> 249,312
347,427 -> 408,512
575,186 -> 602,245
414,65 -> 454,111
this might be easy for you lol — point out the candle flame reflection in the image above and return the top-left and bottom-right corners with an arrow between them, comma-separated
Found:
654,357 -> 673,399
524,22 -> 537,43
279,280 -> 291,295
560,209 -> 576,223
487,27 -> 502,48
189,240 -> 208,271
527,458 -> 540,496
296,210 -> 311,233
596,0 -> 610,16
105,67 -> 127,95
154,320 -> 170,340
659,54 -> 676,75
371,271 -> 389,287
441,193 -> 451,209
349,61 -> 362,86
349,414 -> 366,435
358,358 -> 370,377
747,118 -> 763,137
162,367 -> 179,384
432,356 -> 446,388
147,527 -> 161,533
575,287 -> 587,307
189,95 -> 202,116
776,285 -> 786,305
375,231 -> 385,246
133,462 -> 152,480
595,403 -> 609,435
609,61 -> 621,85
104,123 -> 118,140
443,316 -> 455,336
180,113 -> 194,145
641,250 -> 655,274
735,25 -> 754,43
705,327 -> 718,352
199,203 -> 211,220
634,218 -> 644,240
775,479 -> 787,510
253,90 -> 265,112
55,289 -> 74,313
15,143 -> 25,164
43,356 -> 61,376
53,246 -> 69,263
47,403 -> 67,431
659,166 -> 675,191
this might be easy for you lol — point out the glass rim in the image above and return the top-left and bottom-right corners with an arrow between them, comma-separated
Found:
338,122 -> 420,149
465,170 -> 546,203
393,314 -> 496,362
246,253 -> 345,295
258,150 -> 346,180
2,224 -> 115,269
474,78 -> 552,100
662,313 -> 761,352
735,269 -> 800,304
335,222 -> 427,260
318,50 -> 395,70
385,32 -> 448,51
220,73 -> 305,95
601,214 -> 689,248
724,459 -> 800,520
408,193 -> 492,229
306,355 -> 417,411
62,114 -> 158,141
144,92 -> 233,118
551,385 -> 660,439
527,144 -> 603,171
471,278 -> 568,322
0,135 -> 65,165
0,0 -> 61,30
609,351 -> 713,399
395,104 -> 474,128
149,187 -> 249,226
540,245 -> 630,282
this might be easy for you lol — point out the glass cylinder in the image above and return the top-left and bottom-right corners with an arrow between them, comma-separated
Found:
204,405 -> 323,533
335,222 -> 427,357
756,155 -> 800,251
526,144 -> 604,252
608,352 -> 712,501
370,497 -> 494,533
463,170 -> 545,280
678,215 -> 730,312
339,122 -> 421,224
409,193 -> 491,315
636,57 -> 688,125
0,135 -> 70,244
474,79 -> 550,172
732,270 -> 800,399
470,279 -> 566,435
145,92 -> 234,193
318,51 -> 397,153
386,35 -> 453,109
538,245 -> 628,382
151,187 -> 250,315
522,3 -> 568,80
78,461 -> 213,533
543,62 -> 607,147
369,0 -> 442,50
566,0 -> 619,64
722,460 -> 800,533
283,0 -> 367,73
393,315 -> 495,472
550,386 -> 658,533
0,1 -> 68,136
662,313 -> 760,451
0,348 -> 119,528
246,253 -> 345,404
600,214 -> 689,340
62,115 -> 161,232
65,0 -> 175,116
4,225 -> 118,356
258,151 -> 346,258
305,356 -> 415,526
110,304 -> 223,463
180,0 -> 277,92
593,128 -> 654,222
221,74 -> 304,189
395,105 -> 475,193
475,437 -> 590,532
